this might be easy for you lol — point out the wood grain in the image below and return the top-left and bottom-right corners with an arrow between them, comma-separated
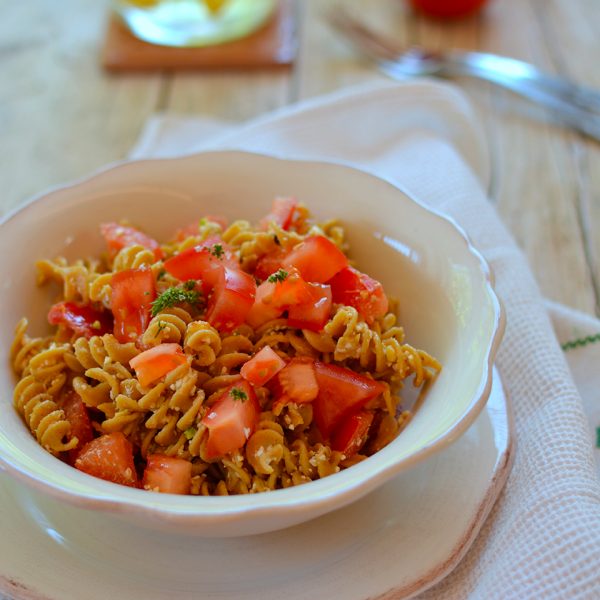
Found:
0,0 -> 599,317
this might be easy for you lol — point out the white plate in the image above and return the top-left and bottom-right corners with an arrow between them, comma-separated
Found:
0,368 -> 512,600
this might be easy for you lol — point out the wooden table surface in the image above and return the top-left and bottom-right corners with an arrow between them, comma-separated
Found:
2,0 -> 599,316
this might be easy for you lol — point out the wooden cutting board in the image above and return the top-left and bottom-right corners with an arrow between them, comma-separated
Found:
102,0 -> 298,71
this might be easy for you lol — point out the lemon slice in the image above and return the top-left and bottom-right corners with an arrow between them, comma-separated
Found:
204,0 -> 228,14
126,0 -> 160,7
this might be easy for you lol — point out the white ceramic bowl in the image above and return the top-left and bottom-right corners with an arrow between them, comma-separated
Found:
0,151 -> 504,537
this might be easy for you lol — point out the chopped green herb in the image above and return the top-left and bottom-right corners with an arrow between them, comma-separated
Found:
210,243 -> 224,259
151,286 -> 201,316
198,218 -> 207,227
268,269 -> 288,284
143,291 -> 151,296
154,320 -> 168,338
273,234 -> 281,246
157,269 -> 167,281
184,427 -> 197,440
183,280 -> 196,291
231,387 -> 248,402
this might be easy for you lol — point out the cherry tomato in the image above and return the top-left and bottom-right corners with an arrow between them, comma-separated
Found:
142,455 -> 192,494
408,0 -> 488,19
201,381 -> 260,459
328,267 -> 388,324
48,301 -> 113,339
129,343 -> 187,387
312,361 -> 386,438
75,432 -> 138,487
282,236 -> 348,283
100,222 -> 163,261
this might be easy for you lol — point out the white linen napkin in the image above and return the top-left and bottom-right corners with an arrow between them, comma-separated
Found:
131,80 -> 600,599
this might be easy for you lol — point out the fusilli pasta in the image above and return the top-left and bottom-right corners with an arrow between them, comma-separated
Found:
11,200 -> 440,495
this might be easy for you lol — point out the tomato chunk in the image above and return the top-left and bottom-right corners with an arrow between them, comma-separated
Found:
61,390 -> 94,464
287,283 -> 332,331
129,343 -> 187,387
246,279 -> 283,328
100,222 -> 163,261
48,301 -> 113,339
246,269 -> 312,329
75,432 -> 138,487
277,357 -> 319,404
240,345 -> 286,387
312,362 -> 386,438
330,410 -> 374,458
254,248 -> 287,281
282,236 -> 348,283
259,197 -> 298,231
206,266 -> 256,332
111,267 -> 155,343
201,381 -> 260,459
164,237 -> 237,293
328,267 -> 388,324
142,455 -> 192,495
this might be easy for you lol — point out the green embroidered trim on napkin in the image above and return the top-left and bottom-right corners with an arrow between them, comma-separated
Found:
561,333 -> 600,352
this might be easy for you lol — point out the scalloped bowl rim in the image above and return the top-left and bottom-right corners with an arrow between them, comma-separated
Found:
0,150 -> 505,532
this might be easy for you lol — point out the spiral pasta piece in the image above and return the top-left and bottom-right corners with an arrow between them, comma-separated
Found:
112,244 -> 156,272
141,307 -> 192,347
14,376 -> 77,454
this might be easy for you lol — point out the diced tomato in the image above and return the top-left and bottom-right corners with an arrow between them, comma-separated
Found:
164,237 -> 236,294
142,455 -> 192,494
201,381 -> 260,459
330,410 -> 374,458
246,279 -> 283,328
74,432 -> 138,487
61,390 -> 94,464
276,357 -> 319,405
111,267 -> 155,343
246,269 -> 312,329
312,362 -> 386,438
164,247 -> 221,294
287,283 -> 332,331
100,222 -> 163,261
259,197 -> 298,231
254,248 -> 287,281
48,301 -> 113,339
328,267 -> 388,324
240,345 -> 286,387
129,343 -> 187,387
271,269 -> 312,306
206,266 -> 256,332
282,236 -> 348,283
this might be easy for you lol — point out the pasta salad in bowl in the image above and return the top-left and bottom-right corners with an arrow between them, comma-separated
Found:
0,151 -> 504,536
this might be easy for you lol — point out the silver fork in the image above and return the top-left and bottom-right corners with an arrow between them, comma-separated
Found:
329,9 -> 600,142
